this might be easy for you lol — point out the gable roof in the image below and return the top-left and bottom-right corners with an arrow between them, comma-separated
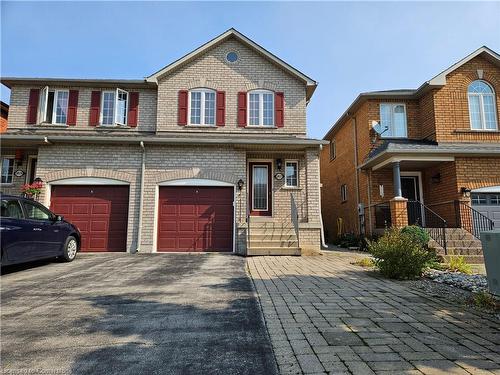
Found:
146,28 -> 318,100
324,45 -> 500,140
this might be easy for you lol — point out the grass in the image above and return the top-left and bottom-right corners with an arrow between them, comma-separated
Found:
351,257 -> 375,268
447,256 -> 473,275
471,291 -> 499,311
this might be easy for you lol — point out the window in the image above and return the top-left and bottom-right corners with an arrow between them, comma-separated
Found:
1,157 -> 14,184
22,201 -> 52,221
330,139 -> 336,161
468,80 -> 498,130
471,193 -> 487,205
226,51 -> 238,63
340,184 -> 347,202
100,88 -> 129,126
285,161 -> 298,187
379,103 -> 407,138
189,89 -> 215,125
1,199 -> 23,219
38,87 -> 69,125
248,90 -> 274,126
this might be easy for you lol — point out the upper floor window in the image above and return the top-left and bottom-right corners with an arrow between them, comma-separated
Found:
468,80 -> 498,130
39,87 -> 69,125
101,89 -> 128,125
330,139 -> 336,161
340,184 -> 347,202
189,89 -> 215,126
379,103 -> 407,138
285,161 -> 299,188
1,157 -> 14,184
248,90 -> 274,126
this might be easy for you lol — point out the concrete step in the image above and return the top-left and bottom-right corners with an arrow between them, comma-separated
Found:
248,240 -> 298,248
246,247 -> 301,256
249,228 -> 297,236
441,255 -> 484,264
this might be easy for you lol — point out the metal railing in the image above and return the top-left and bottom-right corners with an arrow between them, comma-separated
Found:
457,201 -> 494,239
407,200 -> 447,253
246,205 -> 251,249
291,195 -> 300,249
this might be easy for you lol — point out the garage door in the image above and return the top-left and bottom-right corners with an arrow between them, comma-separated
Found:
472,192 -> 500,229
158,186 -> 233,252
51,185 -> 129,252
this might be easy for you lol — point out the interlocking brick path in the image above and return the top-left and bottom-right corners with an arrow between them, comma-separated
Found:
248,253 -> 500,375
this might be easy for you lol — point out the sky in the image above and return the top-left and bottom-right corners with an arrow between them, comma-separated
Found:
1,1 -> 499,139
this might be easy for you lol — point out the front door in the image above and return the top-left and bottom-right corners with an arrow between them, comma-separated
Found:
249,162 -> 272,216
27,157 -> 37,184
401,176 -> 423,225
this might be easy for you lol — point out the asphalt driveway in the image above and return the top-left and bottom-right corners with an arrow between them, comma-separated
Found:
1,253 -> 277,375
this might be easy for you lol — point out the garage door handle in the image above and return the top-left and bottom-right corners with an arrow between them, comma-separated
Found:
33,227 -> 42,231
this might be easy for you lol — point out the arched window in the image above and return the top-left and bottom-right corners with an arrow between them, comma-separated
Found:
467,80 -> 498,130
248,90 -> 274,126
189,88 -> 215,125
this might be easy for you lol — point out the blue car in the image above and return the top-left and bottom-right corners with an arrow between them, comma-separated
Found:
1,194 -> 80,266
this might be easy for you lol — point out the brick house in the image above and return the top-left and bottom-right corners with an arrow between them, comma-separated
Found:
0,101 -> 8,133
321,46 -> 500,258
1,29 -> 326,255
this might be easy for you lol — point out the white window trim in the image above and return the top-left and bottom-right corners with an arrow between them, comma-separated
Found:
38,86 -> 49,123
52,90 -> 69,125
247,90 -> 274,127
252,164 -> 269,211
99,89 -> 129,126
468,81 -> 498,131
285,160 -> 299,188
1,156 -> 15,185
37,87 -> 69,125
380,103 -> 408,138
188,88 -> 216,126
340,184 -> 347,202
330,139 -> 336,161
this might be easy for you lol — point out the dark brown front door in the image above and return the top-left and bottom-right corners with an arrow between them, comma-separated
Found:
249,162 -> 272,216
50,185 -> 129,252
157,186 -> 234,252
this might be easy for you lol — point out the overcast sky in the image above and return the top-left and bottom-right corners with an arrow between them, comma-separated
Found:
2,1 -> 499,138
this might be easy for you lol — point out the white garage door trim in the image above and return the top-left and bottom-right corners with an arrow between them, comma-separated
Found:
472,186 -> 500,193
153,179 -> 237,253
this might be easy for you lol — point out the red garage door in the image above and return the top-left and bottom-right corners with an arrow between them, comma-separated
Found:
158,186 -> 233,252
51,185 -> 129,252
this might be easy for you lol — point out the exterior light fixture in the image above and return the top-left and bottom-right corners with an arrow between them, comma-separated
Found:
431,173 -> 441,184
276,158 -> 282,171
461,187 -> 472,198
237,179 -> 244,190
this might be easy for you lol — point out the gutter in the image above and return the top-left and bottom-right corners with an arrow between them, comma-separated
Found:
318,144 -> 328,248
136,141 -> 146,253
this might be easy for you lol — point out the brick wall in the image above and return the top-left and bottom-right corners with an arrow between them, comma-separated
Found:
7,85 -> 157,132
156,38 -> 308,135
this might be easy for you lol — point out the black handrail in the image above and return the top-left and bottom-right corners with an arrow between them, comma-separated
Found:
458,201 -> 494,239
407,200 -> 447,254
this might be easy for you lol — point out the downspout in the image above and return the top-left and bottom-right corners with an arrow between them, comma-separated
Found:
136,141 -> 145,253
352,117 -> 361,234
318,145 -> 328,248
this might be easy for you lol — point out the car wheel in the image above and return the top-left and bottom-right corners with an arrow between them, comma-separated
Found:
62,236 -> 78,262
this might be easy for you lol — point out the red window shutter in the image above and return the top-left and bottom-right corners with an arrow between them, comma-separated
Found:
66,90 -> 79,126
237,92 -> 247,127
216,91 -> 225,126
27,89 -> 40,124
89,91 -> 101,126
178,90 -> 188,126
275,92 -> 284,128
127,92 -> 139,127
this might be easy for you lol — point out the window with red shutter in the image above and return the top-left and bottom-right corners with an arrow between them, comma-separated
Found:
127,92 -> 139,127
27,89 -> 40,124
89,91 -> 101,126
216,91 -> 225,126
66,90 -> 79,126
237,92 -> 247,127
275,92 -> 284,128
178,90 -> 188,126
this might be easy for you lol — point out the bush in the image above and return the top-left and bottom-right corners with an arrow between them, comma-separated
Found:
338,232 -> 361,248
368,228 -> 435,280
448,256 -> 473,275
351,257 -> 375,268
401,225 -> 430,248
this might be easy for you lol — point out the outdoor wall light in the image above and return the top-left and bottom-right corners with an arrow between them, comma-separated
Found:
461,187 -> 472,198
237,179 -> 244,191
431,173 -> 441,184
276,158 -> 283,171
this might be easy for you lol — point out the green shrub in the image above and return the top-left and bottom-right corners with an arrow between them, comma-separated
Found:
401,225 -> 430,247
472,291 -> 499,311
351,257 -> 375,267
368,228 -> 435,280
448,256 -> 473,275
338,233 -> 361,248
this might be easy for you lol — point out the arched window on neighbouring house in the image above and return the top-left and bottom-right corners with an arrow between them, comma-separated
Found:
467,80 -> 498,130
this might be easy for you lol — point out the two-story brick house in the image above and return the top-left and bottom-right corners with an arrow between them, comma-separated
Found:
321,46 -> 500,258
1,29 -> 326,255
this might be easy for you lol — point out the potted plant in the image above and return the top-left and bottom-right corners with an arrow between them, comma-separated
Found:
21,179 -> 44,200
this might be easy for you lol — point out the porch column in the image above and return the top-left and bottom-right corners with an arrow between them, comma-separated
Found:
392,161 -> 402,198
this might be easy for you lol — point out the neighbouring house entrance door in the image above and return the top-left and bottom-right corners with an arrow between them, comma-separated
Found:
401,176 -> 423,225
249,162 -> 272,216
27,157 -> 37,184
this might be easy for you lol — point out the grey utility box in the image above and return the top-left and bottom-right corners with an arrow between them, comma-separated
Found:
481,229 -> 500,296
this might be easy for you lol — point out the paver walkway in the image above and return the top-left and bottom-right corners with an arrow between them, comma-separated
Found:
248,252 -> 500,375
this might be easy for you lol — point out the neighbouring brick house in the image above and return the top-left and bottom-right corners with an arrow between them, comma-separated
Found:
1,29 -> 326,255
0,101 -> 8,133
321,46 -> 500,259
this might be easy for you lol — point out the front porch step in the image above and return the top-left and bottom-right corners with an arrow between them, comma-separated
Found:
249,240 -> 298,248
441,255 -> 485,264
246,247 -> 301,256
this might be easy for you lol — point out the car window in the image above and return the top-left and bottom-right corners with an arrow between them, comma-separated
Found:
22,201 -> 53,221
1,199 -> 24,219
